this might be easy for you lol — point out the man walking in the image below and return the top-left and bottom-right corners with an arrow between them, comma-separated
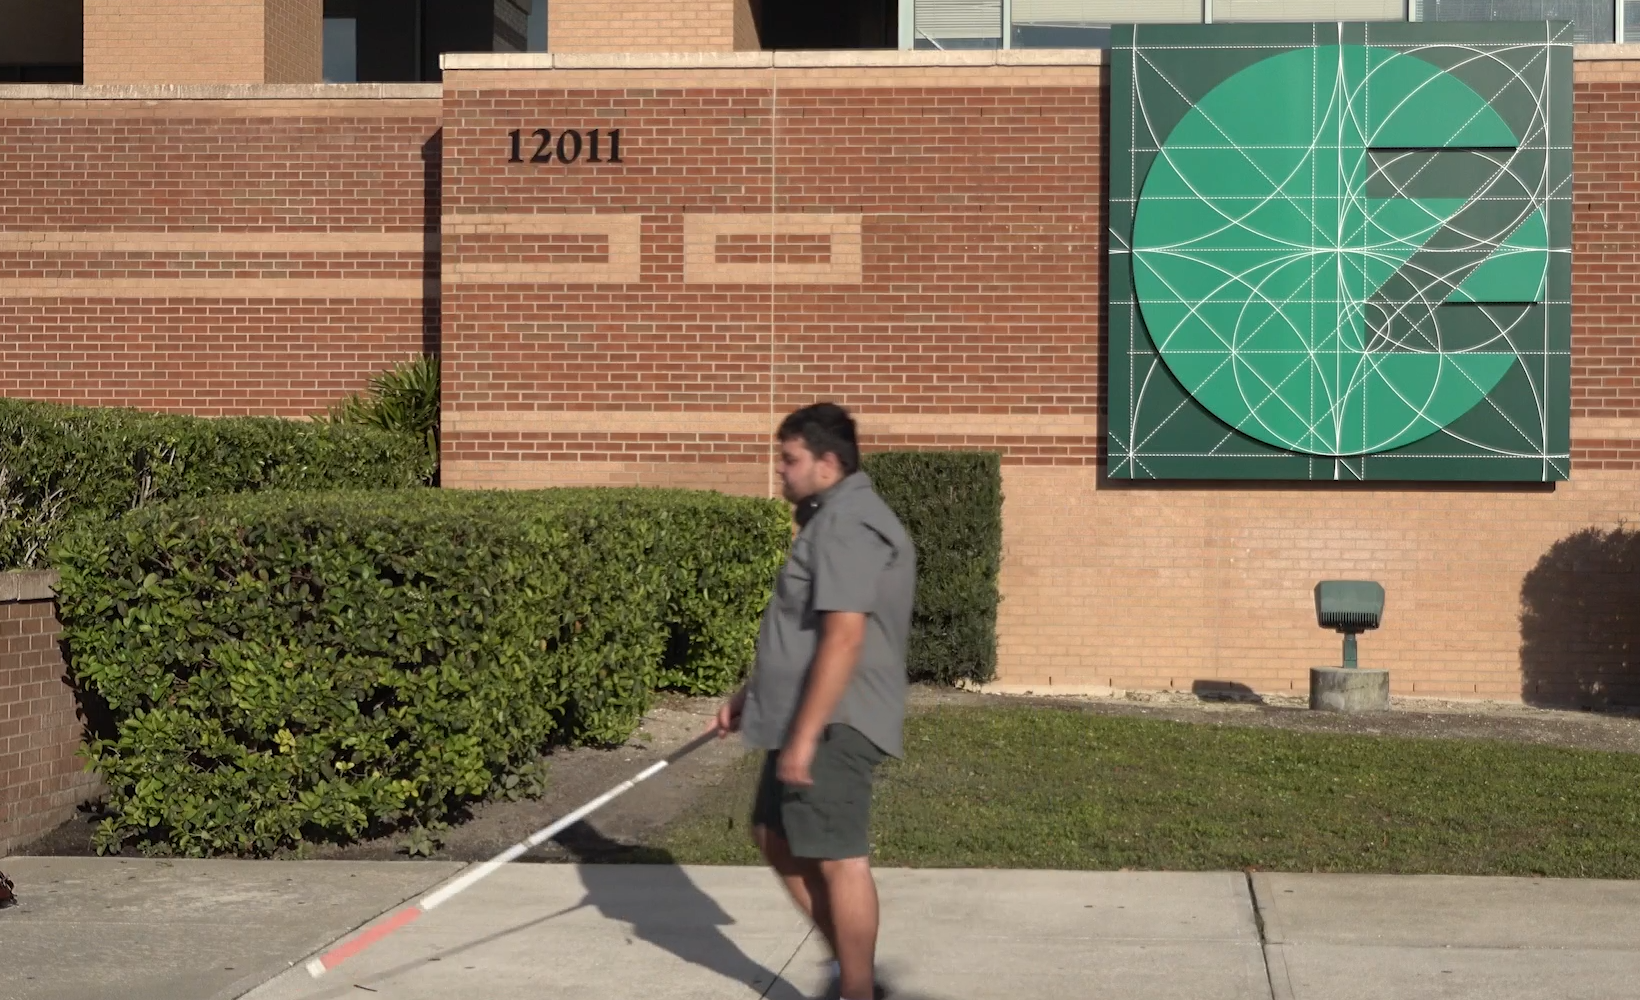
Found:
713,402 -> 917,1000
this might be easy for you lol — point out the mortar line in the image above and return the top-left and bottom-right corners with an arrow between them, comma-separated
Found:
761,924 -> 817,999
768,69 -> 779,502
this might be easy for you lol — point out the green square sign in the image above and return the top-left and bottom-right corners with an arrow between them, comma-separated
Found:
1108,21 -> 1572,481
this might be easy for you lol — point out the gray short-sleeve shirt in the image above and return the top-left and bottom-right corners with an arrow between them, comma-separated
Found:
741,471 -> 916,759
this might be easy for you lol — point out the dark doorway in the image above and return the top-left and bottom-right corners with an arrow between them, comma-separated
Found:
327,0 -> 532,83
757,0 -> 897,49
0,0 -> 83,83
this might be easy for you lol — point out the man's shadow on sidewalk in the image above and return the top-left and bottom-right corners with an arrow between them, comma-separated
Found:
300,820 -> 811,1000
553,821 -> 811,1000
301,821 -> 949,1000
554,824 -> 943,1000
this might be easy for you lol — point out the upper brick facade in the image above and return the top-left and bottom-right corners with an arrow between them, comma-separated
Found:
545,0 -> 758,52
83,0 -> 321,86
264,0 -> 323,84
0,85 -> 440,416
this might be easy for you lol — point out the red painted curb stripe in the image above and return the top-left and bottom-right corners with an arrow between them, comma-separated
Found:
318,906 -> 423,970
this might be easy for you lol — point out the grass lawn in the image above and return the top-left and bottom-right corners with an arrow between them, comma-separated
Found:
659,704 -> 1640,878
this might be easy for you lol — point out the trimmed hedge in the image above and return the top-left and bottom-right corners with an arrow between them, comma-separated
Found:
0,397 -> 435,570
864,451 -> 1003,687
51,487 -> 788,857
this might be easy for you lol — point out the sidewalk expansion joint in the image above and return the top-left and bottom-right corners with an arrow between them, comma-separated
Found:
1245,871 -> 1285,1000
762,923 -> 816,999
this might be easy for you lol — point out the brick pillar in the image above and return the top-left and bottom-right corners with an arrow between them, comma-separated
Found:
0,573 -> 99,858
547,0 -> 757,52
83,0 -> 322,85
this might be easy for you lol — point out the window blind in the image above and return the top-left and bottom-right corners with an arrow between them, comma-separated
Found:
1416,0 -> 1613,43
1216,0 -> 1406,20
916,0 -> 1004,40
1010,0 -> 1198,26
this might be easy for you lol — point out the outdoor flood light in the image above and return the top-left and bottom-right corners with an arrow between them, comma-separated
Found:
1314,581 -> 1384,669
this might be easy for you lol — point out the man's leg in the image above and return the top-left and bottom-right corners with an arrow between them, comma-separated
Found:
818,855 -> 878,1000
752,751 -> 841,956
780,726 -> 886,1000
754,822 -> 838,955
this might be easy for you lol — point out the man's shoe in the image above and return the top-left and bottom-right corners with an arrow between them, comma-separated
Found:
822,985 -> 890,1000
821,969 -> 890,1000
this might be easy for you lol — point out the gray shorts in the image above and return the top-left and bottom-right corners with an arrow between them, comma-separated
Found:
752,724 -> 887,860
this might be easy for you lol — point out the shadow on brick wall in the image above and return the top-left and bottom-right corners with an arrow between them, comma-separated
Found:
1521,526 -> 1640,708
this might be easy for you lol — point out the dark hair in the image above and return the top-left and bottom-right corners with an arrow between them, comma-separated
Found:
778,402 -> 860,475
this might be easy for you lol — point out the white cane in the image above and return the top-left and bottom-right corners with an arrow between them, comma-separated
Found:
305,727 -> 721,978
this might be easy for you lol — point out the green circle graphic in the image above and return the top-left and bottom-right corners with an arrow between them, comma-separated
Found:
1132,45 -> 1547,457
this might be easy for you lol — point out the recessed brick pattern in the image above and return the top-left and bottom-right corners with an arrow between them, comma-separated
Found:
0,102 -> 440,416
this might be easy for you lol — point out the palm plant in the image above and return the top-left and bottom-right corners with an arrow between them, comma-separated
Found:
322,355 -> 440,468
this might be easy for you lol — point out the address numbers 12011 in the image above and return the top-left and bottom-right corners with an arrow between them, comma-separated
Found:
507,128 -> 624,164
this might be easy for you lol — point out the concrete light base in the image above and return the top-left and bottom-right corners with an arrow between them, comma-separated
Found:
1309,667 -> 1390,712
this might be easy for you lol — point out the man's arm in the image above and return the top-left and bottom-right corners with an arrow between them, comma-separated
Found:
775,610 -> 867,786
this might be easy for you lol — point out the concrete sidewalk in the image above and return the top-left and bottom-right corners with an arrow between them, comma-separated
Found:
3,859 -> 1640,1000
0,856 -> 461,1000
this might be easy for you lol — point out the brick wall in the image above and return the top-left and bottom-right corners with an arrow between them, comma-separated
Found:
546,0 -> 743,52
5,51 -> 1640,706
1573,59 -> 1640,432
735,0 -> 761,51
0,574 -> 98,859
0,86 -> 441,417
264,0 -> 322,84
84,0 -> 267,86
437,50 -> 1640,704
83,0 -> 322,86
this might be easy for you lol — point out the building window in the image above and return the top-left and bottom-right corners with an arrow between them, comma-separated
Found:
1215,1 -> 1405,18
321,0 -> 537,83
529,0 -> 548,51
1010,0 -> 1195,49
904,0 -> 1630,48
1414,0 -> 1614,42
913,0 -> 1003,47
0,0 -> 83,82
323,15 -> 359,82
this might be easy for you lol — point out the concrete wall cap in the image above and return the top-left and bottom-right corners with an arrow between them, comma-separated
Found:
440,52 -> 555,70
997,49 -> 1104,66
556,51 -> 774,69
425,43 -> 1634,72
0,83 -> 441,101
442,49 -> 1104,73
442,51 -> 776,70
0,570 -> 59,603
0,46 -> 1627,94
774,50 -> 996,67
